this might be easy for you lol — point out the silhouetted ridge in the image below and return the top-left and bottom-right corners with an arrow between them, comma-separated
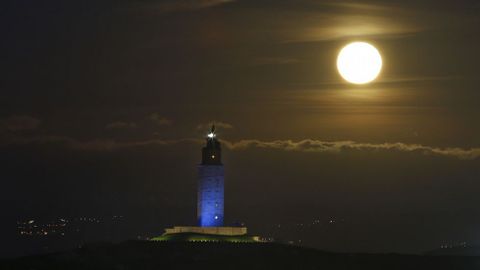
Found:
2,241 -> 480,270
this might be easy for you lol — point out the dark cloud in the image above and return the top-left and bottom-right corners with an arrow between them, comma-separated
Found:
131,0 -> 235,13
0,115 -> 41,132
197,121 -> 234,130
105,121 -> 137,129
222,139 -> 480,160
249,57 -> 300,66
0,135 -> 197,151
149,113 -> 172,126
225,0 -> 427,43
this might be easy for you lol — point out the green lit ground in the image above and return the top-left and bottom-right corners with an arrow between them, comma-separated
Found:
150,233 -> 260,243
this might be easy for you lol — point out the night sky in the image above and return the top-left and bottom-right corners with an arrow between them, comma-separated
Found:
2,0 -> 480,256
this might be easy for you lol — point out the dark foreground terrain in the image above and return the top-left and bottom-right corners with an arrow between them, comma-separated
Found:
2,241 -> 480,270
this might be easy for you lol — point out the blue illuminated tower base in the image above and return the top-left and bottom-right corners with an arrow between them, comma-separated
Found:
198,165 -> 224,227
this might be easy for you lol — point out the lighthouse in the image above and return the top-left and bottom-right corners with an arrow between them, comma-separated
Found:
155,124 -> 252,240
197,125 -> 224,227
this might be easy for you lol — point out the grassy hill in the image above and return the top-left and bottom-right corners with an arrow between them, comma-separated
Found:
2,241 -> 480,270
150,232 -> 259,242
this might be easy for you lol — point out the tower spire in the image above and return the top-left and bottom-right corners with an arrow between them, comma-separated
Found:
207,124 -> 216,139
202,125 -> 221,165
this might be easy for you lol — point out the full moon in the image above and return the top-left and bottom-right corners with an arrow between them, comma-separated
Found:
337,42 -> 382,84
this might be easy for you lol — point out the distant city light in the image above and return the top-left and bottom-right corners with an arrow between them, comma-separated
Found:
17,216 -> 123,238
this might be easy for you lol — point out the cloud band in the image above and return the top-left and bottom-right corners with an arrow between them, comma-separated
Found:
1,136 -> 479,160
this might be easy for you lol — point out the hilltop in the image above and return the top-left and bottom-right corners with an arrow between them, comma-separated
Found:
2,241 -> 480,270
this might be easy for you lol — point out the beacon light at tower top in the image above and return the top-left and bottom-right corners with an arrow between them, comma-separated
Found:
207,124 -> 216,139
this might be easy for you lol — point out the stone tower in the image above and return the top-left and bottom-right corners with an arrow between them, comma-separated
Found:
197,125 -> 224,227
